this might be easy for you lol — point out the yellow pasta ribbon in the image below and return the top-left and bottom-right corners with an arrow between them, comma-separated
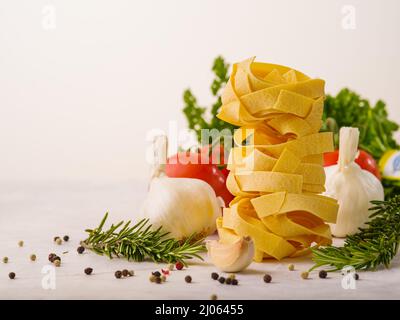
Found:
216,57 -> 338,260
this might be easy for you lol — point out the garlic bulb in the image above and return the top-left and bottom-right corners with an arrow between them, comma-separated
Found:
140,135 -> 222,240
207,237 -> 254,273
324,127 -> 384,237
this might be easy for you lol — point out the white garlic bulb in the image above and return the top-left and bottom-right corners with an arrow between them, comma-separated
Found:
140,135 -> 222,239
324,127 -> 384,237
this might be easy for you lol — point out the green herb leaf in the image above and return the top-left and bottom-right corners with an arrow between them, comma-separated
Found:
310,196 -> 400,271
83,214 -> 206,264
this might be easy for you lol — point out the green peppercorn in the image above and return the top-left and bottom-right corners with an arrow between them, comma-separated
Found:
18,240 -> 24,247
2,257 -> 8,264
77,246 -> 85,254
53,236 -> 60,242
30,254 -> 37,262
161,275 -> 166,282
122,269 -> 129,277
149,275 -> 156,282
210,294 -> 218,300
55,238 -> 62,245
301,271 -> 309,279
84,267 -> 93,275
167,264 -> 174,271
288,264 -> 295,271
218,277 -> 226,284
211,272 -> 219,280
319,270 -> 328,279
185,275 -> 192,283
128,270 -> 135,277
263,274 -> 272,283
8,272 -> 16,279
53,260 -> 61,267
63,235 -> 69,242
228,274 -> 236,280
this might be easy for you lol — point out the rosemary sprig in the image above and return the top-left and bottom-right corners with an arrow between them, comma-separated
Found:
83,213 -> 206,265
311,196 -> 400,271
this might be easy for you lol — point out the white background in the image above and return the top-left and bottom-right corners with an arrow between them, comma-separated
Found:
1,0 -> 399,183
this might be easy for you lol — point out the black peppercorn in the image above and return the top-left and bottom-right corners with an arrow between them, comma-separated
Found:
77,246 -> 85,254
225,277 -> 232,285
63,235 -> 69,242
122,269 -> 129,277
263,274 -> 272,283
48,253 -> 56,262
211,272 -> 219,280
152,271 -> 161,277
155,276 -> 162,284
354,273 -> 359,280
115,270 -> 122,279
319,270 -> 328,279
185,275 -> 192,283
232,279 -> 238,285
8,272 -> 16,279
218,277 -> 226,284
84,267 -> 93,275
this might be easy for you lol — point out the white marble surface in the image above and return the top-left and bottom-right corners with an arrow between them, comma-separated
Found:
1,180 -> 399,300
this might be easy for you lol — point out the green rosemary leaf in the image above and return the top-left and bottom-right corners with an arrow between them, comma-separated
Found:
83,213 -> 207,264
311,196 -> 400,271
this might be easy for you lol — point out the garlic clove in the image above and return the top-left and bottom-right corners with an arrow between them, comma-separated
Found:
207,237 -> 254,273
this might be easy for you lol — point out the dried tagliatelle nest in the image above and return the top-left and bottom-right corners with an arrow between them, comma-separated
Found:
216,57 -> 339,261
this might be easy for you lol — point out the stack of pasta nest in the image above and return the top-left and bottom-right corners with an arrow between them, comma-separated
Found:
216,57 -> 339,261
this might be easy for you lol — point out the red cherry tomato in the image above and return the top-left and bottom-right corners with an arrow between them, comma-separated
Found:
165,146 -> 234,206
323,149 -> 381,180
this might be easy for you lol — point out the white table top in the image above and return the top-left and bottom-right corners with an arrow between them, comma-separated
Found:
1,180 -> 399,300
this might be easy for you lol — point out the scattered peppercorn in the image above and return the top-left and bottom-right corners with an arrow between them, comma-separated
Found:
8,272 -> 16,279
161,275 -> 166,282
232,279 -> 238,285
77,246 -> 85,254
55,238 -> 62,245
225,278 -> 232,285
210,294 -> 218,300
319,270 -> 328,279
63,235 -> 69,242
30,254 -> 37,262
301,271 -> 309,279
152,271 -> 161,277
263,274 -> 272,283
84,267 -> 93,275
155,277 -> 162,284
354,273 -> 359,280
18,240 -> 24,247
161,269 -> 170,276
149,275 -> 156,282
211,272 -> 219,280
53,260 -> 61,267
2,257 -> 8,264
218,277 -> 226,284
48,253 -> 56,262
185,275 -> 192,283
228,274 -> 236,280
53,236 -> 60,242
115,270 -> 122,279
128,270 -> 135,277
122,269 -> 129,277
288,264 -> 295,271
168,264 -> 174,271
175,262 -> 184,270
52,256 -> 61,263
